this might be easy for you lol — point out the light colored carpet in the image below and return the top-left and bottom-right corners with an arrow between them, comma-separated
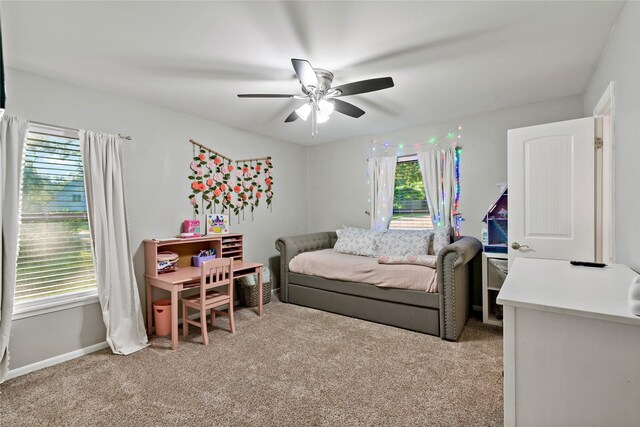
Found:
1,299 -> 503,426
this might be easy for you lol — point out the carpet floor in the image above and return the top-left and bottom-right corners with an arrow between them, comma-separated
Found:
1,299 -> 504,426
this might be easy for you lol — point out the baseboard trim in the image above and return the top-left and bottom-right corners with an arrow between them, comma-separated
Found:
6,341 -> 110,381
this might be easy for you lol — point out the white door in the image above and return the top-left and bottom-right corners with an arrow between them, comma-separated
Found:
507,117 -> 595,266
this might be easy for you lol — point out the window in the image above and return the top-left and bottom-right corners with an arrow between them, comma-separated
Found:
388,157 -> 433,230
15,124 -> 97,306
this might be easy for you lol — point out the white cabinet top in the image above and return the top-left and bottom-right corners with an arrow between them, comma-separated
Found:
497,258 -> 640,326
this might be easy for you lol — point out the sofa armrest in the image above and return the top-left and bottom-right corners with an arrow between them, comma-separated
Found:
437,236 -> 482,341
275,232 -> 335,302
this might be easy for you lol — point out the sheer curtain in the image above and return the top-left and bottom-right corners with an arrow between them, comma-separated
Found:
0,113 -> 27,382
368,156 -> 397,231
80,130 -> 147,355
418,148 -> 456,228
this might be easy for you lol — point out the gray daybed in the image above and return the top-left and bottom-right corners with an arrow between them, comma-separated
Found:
275,232 -> 482,341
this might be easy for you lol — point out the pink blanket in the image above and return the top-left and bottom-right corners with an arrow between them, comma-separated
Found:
288,249 -> 437,293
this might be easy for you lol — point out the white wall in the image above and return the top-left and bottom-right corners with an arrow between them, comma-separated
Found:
6,68 -> 308,370
583,1 -> 640,271
307,95 -> 585,241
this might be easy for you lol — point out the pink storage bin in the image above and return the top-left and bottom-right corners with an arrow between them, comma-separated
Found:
153,299 -> 171,336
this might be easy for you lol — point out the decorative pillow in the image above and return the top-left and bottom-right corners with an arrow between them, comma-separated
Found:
378,230 -> 432,257
378,254 -> 437,268
431,227 -> 451,255
333,227 -> 380,257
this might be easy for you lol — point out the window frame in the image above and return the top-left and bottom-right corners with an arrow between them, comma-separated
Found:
389,155 -> 432,230
13,123 -> 98,320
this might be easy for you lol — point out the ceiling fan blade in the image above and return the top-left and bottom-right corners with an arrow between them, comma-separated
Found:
284,110 -> 299,123
333,77 -> 394,97
332,99 -> 365,118
291,58 -> 318,89
237,94 -> 295,98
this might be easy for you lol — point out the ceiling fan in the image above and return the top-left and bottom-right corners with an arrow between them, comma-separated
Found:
237,58 -> 394,137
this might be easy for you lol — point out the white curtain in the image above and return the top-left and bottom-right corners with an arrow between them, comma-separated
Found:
418,148 -> 456,228
80,130 -> 147,355
0,113 -> 27,382
368,156 -> 397,231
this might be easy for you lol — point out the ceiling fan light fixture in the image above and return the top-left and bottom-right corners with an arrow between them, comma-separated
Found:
318,99 -> 335,116
317,111 -> 331,124
295,103 -> 312,121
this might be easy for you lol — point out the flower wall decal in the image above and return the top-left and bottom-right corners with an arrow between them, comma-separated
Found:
188,139 -> 273,221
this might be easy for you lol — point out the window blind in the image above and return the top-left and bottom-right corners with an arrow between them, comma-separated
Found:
15,127 -> 97,302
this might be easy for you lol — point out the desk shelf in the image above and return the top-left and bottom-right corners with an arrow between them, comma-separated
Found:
221,235 -> 244,260
144,234 -> 244,278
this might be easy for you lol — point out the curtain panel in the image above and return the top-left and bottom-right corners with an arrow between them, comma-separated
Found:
80,130 -> 147,355
418,148 -> 456,229
0,113 -> 27,382
368,156 -> 397,231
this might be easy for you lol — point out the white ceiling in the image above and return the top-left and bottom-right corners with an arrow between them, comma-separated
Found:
2,1 -> 623,145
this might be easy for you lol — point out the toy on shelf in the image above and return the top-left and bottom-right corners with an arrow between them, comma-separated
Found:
482,186 -> 508,254
182,219 -> 201,237
207,214 -> 229,235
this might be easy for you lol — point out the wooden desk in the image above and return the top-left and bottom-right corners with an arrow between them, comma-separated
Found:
143,234 -> 263,350
145,261 -> 263,350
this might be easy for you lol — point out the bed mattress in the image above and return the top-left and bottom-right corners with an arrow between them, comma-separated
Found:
288,249 -> 437,292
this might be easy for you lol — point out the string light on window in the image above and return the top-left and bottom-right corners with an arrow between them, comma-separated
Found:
367,125 -> 464,233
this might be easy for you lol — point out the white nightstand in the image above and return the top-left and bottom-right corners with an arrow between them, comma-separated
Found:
482,252 -> 507,326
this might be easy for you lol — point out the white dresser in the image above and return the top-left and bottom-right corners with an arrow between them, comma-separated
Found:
497,258 -> 640,427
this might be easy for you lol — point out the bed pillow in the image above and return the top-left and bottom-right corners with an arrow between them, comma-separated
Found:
378,254 -> 437,268
378,230 -> 432,257
431,227 -> 451,255
333,227 -> 380,257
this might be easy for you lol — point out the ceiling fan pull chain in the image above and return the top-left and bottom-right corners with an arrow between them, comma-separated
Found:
311,101 -> 318,137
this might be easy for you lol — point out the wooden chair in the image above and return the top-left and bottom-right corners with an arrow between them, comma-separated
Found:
182,258 -> 235,345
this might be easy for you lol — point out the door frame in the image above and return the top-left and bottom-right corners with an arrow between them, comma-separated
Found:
593,81 -> 615,263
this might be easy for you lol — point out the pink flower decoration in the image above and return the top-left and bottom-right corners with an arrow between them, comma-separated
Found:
190,162 -> 199,171
214,172 -> 223,182
197,169 -> 205,177
242,181 -> 250,189
207,160 -> 216,169
267,191 -> 272,197
235,170 -> 243,178
221,166 -> 228,174
246,171 -> 253,178
235,200 -> 242,208
190,198 -> 196,206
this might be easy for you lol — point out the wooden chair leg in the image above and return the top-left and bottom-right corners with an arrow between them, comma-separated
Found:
228,303 -> 236,334
201,309 -> 209,346
182,301 -> 188,337
211,310 -> 216,329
